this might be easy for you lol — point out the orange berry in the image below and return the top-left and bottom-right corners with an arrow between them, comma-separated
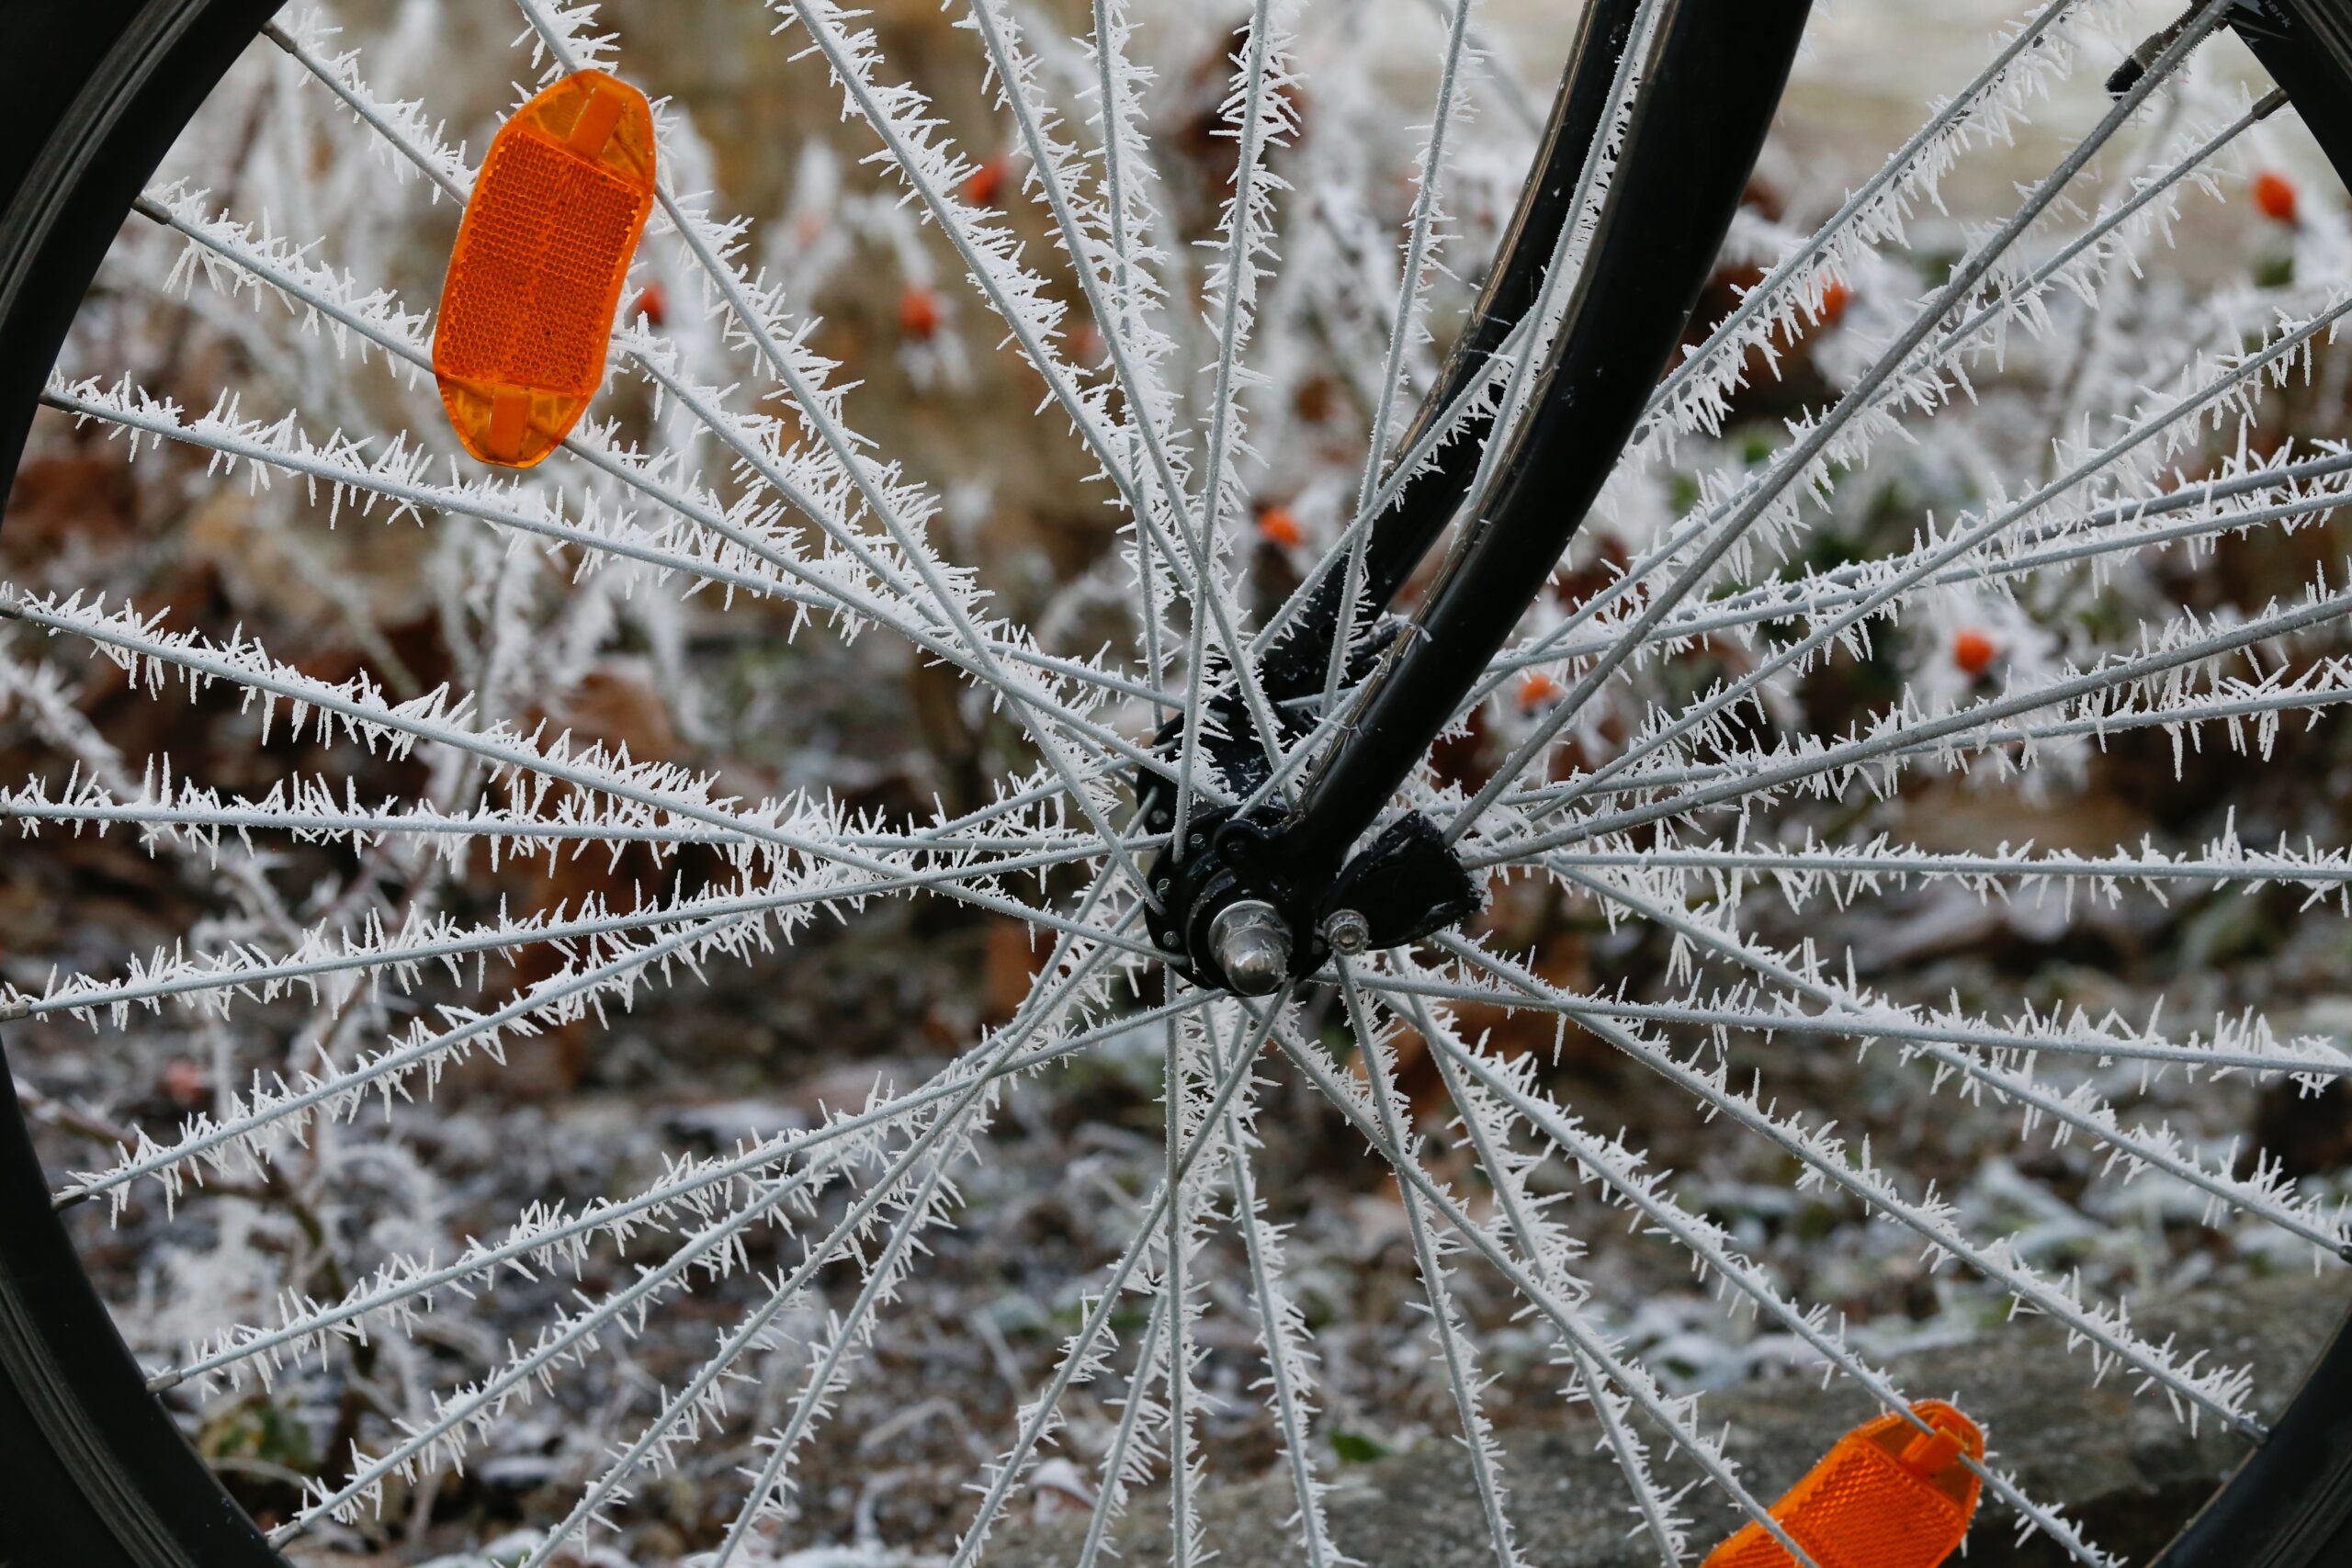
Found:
1257,503 -> 1302,548
1951,627 -> 1997,676
899,283 -> 942,340
1816,278 -> 1851,327
1517,671 -> 1564,710
962,152 -> 1013,209
632,282 -> 667,326
2254,169 -> 2300,226
162,1058 -> 209,1111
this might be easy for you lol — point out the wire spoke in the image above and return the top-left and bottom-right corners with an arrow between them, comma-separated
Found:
1272,1006 -> 1810,1566
944,992 -> 1283,1568
1372,954 -> 2111,1564
1473,569 -> 2352,866
1436,925 -> 2277,1438
1489,291 -> 2352,836
1337,964 -> 1525,1568
1445,1 -> 2240,841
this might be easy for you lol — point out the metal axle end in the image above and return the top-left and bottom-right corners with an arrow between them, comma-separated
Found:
1208,899 -> 1291,997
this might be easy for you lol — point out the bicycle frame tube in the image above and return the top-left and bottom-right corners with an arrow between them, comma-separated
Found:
2234,0 -> 2352,185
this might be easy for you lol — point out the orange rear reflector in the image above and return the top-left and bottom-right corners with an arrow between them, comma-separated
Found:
434,70 -> 656,469
1702,1400 -> 1983,1568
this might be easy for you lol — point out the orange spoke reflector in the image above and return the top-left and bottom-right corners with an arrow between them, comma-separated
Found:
433,70 -> 656,469
1702,1400 -> 1984,1568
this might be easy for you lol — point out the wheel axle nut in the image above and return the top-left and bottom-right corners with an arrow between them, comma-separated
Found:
1322,908 -> 1371,957
1207,899 -> 1291,997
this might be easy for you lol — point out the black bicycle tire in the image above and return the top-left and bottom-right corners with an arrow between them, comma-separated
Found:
0,6 -> 296,1562
1,3 -> 2350,1565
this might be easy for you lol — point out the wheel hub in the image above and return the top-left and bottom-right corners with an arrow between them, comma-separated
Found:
1138,722 -> 1482,998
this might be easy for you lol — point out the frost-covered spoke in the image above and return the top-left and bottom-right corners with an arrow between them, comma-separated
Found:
1476,573 -> 2352,864
1272,1010 -> 1805,1566
1483,455 -> 2352,687
75,911 -> 752,1213
0,590 -> 1159,954
44,375 -> 824,622
157,989 -> 1192,1395
1670,445 -> 2352,628
1396,988 -> 1690,1565
1640,0 -> 2086,450
1507,641 -> 2352,809
51,361 -> 1163,773
1377,956 -> 2109,1563
1548,870 -> 2352,1264
293,898 -> 1139,1545
1338,965 -> 1524,1568
9,784 -> 1124,1043
1550,833 -> 2352,909
1322,0 -> 1478,716
944,996 -> 1280,1568
957,0 -> 1193,699
3,767 -> 745,857
1436,929 -> 2274,1439
1486,290 -> 2352,834
1926,87 -> 2285,369
288,1117 -> 880,1539
1371,957 -> 2351,1081
11,874 -> 922,1040
1174,0 -> 1305,841
1075,1292 -> 1172,1568
1160,1012 -> 1203,1568
1446,2 -> 2238,840
1407,0 -> 1532,132
1220,1089 -> 1340,1568
0,754 -> 1139,874
699,901 -> 1157,1568
654,0 -> 1224,734
55,852 -> 1141,1208
1083,0 -> 1182,704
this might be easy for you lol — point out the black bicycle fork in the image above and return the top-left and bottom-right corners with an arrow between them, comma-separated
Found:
1148,0 -> 1815,995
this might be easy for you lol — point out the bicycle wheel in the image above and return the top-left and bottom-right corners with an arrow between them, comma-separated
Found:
7,1 -> 2352,1564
